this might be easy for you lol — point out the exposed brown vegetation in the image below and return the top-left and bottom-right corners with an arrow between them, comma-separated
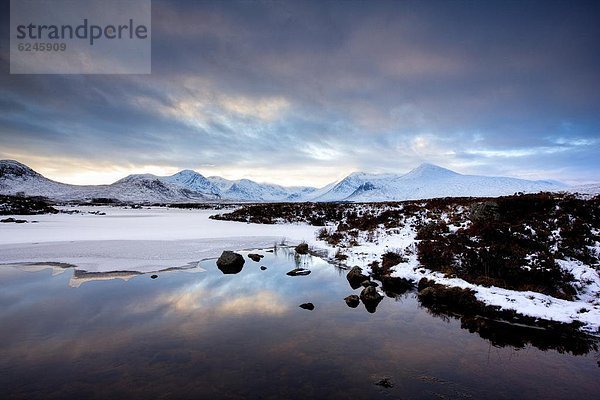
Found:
0,194 -> 58,215
211,193 -> 600,299
416,278 -> 598,355
416,193 -> 600,299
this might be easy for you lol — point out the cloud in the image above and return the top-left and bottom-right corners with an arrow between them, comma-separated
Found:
0,0 -> 599,185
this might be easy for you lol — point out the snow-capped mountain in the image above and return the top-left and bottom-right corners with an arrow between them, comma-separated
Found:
189,174 -> 318,201
0,160 -> 314,202
0,161 -> 217,203
142,168 -> 318,201
222,179 -> 290,201
0,159 -> 574,203
398,163 -> 459,180
567,183 -> 600,196
314,163 -> 568,202
164,170 -> 221,195
108,173 -> 216,202
312,172 -> 397,202
0,159 -> 103,200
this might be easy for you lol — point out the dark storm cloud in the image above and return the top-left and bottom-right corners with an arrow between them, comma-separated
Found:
1,0 -> 599,184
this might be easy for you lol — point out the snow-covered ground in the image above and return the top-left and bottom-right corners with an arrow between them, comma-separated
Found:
1,205 -> 599,334
311,217 -> 600,335
0,206 -> 316,273
391,260 -> 600,334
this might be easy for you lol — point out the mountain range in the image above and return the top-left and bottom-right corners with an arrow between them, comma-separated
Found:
0,159 -> 573,203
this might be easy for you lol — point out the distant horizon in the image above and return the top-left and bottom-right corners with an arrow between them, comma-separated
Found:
2,1 -> 599,187
3,158 -> 594,189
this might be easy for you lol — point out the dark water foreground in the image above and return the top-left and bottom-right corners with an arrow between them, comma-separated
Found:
0,249 -> 598,399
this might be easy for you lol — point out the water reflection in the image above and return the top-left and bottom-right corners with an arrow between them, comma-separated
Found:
460,315 -> 599,356
0,250 -> 598,399
3,261 -> 204,288
415,288 -> 600,357
69,269 -> 142,287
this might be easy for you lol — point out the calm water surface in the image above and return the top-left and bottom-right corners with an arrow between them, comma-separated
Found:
0,249 -> 598,399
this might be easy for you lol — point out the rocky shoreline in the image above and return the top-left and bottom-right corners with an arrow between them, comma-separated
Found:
211,193 -> 600,335
209,246 -> 600,356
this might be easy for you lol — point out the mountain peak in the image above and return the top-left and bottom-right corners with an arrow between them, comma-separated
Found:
0,159 -> 569,203
165,169 -> 217,194
169,169 -> 208,183
403,163 -> 459,179
114,173 -> 160,185
347,171 -> 369,178
345,171 -> 396,181
0,159 -> 29,167
0,159 -> 41,179
415,162 -> 440,170
172,169 -> 204,178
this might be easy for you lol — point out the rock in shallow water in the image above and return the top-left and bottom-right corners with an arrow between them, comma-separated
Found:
347,266 -> 369,289
216,251 -> 245,274
344,295 -> 360,308
374,377 -> 394,388
360,286 -> 384,313
295,243 -> 309,254
248,253 -> 263,262
150,274 -> 158,279
286,268 -> 311,276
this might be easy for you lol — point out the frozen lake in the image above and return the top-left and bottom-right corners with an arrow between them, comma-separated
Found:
0,206 -> 317,272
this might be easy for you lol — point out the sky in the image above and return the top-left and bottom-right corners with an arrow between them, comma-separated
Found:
1,0 -> 599,187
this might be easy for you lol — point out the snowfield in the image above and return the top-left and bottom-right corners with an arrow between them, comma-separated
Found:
1,203 -> 599,335
0,206 -> 316,273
